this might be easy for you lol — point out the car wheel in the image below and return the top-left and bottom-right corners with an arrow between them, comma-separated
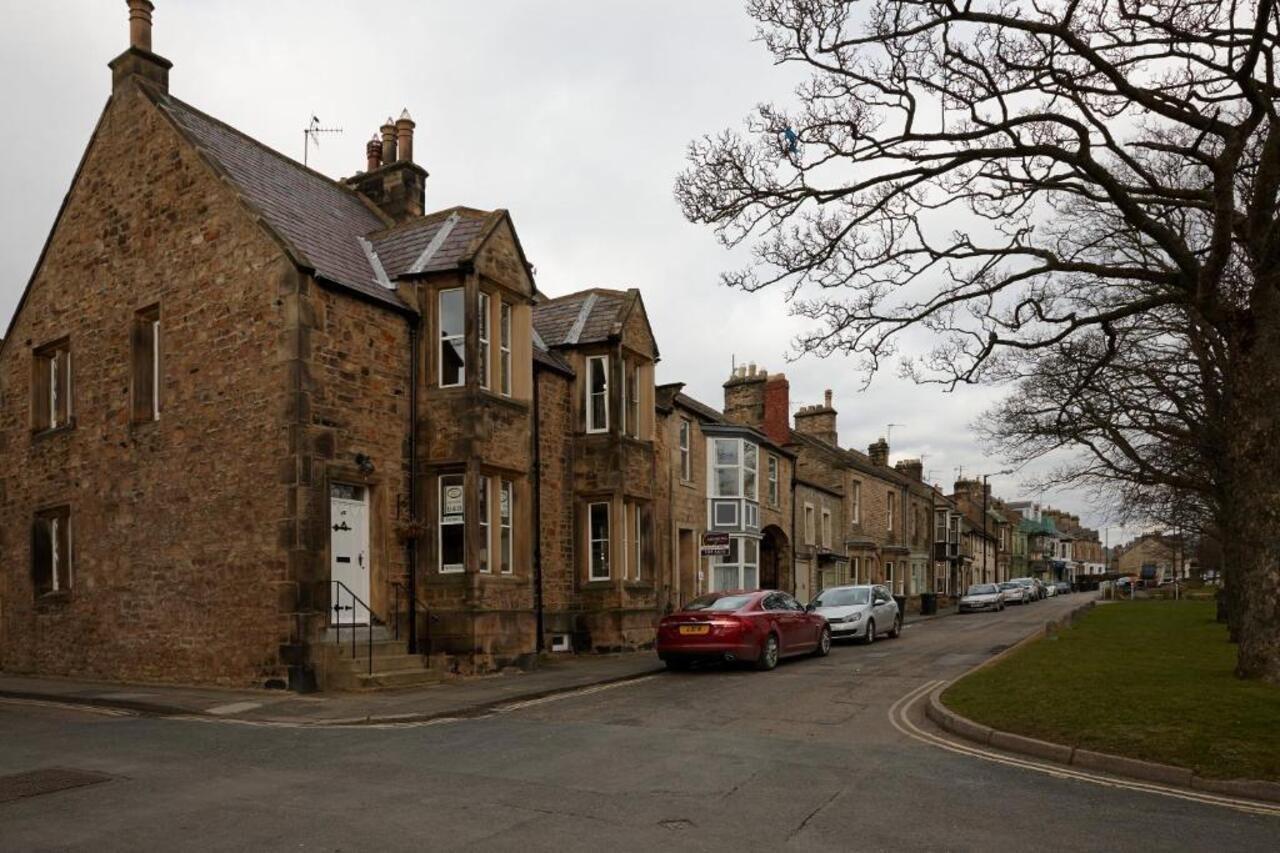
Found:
888,615 -> 902,639
863,619 -> 876,645
756,633 -> 780,671
814,626 -> 832,657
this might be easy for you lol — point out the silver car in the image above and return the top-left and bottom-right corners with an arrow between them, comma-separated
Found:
811,584 -> 902,644
998,581 -> 1029,604
959,583 -> 1005,613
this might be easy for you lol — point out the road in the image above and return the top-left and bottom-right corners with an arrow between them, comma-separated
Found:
0,594 -> 1274,851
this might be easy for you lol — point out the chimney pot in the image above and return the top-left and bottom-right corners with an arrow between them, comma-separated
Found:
380,119 -> 397,166
748,362 -> 757,376
395,109 -> 415,163
824,389 -> 833,408
128,0 -> 155,53
365,136 -> 382,172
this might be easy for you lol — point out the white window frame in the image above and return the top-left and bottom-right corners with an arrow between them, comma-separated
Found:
851,480 -> 861,525
679,419 -> 691,481
438,288 -> 465,388
804,503 -> 816,545
500,479 -> 513,574
499,301 -> 512,397
634,505 -> 643,581
478,291 -> 491,391
588,502 -> 610,581
622,502 -> 631,580
439,474 -> 465,573
851,556 -> 861,585
626,362 -> 639,438
586,355 -> 609,433
767,454 -> 779,506
150,318 -> 161,420
709,437 -> 760,500
479,475 -> 491,572
887,491 -> 895,532
709,535 -> 759,592
821,508 -> 832,549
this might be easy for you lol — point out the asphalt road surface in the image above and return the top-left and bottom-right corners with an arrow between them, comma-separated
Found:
1,594 -> 1275,851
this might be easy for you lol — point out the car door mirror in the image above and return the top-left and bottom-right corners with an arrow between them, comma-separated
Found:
804,603 -> 816,613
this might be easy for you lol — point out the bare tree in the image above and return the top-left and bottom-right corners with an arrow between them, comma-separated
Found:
676,0 -> 1280,681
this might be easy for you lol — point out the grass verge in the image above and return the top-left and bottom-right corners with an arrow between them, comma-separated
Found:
942,600 -> 1280,781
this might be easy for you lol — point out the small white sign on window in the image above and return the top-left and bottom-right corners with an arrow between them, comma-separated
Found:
443,485 -> 465,517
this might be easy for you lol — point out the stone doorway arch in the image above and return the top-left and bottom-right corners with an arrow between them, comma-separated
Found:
759,525 -> 792,592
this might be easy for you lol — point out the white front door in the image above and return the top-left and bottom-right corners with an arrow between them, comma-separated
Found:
330,484 -> 370,625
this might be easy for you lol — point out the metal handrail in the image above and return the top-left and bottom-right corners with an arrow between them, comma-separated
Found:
330,579 -> 378,676
390,580 -> 423,644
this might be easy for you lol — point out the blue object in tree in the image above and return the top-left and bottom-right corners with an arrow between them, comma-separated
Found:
783,127 -> 799,154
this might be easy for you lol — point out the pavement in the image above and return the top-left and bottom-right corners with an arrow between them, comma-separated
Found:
2,594 -> 1275,851
0,607 -> 953,725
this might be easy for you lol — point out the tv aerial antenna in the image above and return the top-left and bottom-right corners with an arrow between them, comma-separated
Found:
303,115 -> 343,168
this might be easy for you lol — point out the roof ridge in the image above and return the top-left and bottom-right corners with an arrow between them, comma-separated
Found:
565,292 -> 598,345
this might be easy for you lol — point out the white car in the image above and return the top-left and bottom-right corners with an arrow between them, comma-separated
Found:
998,581 -> 1029,604
959,583 -> 1005,613
1043,583 -> 1058,597
811,584 -> 902,644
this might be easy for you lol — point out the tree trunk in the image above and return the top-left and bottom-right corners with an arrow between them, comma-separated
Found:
1221,275 -> 1280,684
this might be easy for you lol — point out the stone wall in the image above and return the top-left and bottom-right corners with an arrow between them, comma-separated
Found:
0,83 -> 291,687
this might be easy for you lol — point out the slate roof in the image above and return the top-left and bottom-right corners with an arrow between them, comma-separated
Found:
369,208 -> 493,278
673,392 -> 727,424
533,289 -> 632,348
148,90 -> 415,309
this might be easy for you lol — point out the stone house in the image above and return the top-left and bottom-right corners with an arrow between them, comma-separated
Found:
654,383 -> 795,607
0,2 -> 671,689
794,478 -> 844,601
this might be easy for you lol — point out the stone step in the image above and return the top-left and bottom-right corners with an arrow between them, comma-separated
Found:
334,653 -> 429,674
327,640 -> 412,661
354,668 -> 446,690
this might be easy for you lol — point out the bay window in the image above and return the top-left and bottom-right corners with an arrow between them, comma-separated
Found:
499,480 -> 513,574
626,362 -> 639,438
711,438 -> 757,500
588,502 -> 610,580
478,292 -> 491,390
478,475 -> 490,572
439,474 -> 465,572
710,536 -> 758,592
438,289 -> 465,387
586,356 -> 608,433
499,302 -> 512,397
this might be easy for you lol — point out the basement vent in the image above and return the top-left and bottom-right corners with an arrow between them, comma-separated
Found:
550,634 -> 571,652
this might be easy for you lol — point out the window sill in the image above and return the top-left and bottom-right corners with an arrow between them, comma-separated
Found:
34,591 -> 72,610
31,422 -> 76,442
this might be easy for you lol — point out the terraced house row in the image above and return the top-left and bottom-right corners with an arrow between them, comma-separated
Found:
0,3 -> 1007,691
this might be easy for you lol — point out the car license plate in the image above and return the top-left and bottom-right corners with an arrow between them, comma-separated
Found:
679,625 -> 710,636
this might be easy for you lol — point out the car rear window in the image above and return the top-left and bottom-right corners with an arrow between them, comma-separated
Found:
683,594 -> 755,612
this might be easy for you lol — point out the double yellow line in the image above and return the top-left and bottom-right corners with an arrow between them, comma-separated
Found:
887,680 -> 1280,819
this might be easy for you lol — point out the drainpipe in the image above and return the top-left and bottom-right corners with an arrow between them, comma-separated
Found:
406,317 -> 420,654
532,367 -> 545,652
790,459 -> 798,596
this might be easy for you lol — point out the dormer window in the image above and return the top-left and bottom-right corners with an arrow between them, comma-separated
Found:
586,355 -> 608,433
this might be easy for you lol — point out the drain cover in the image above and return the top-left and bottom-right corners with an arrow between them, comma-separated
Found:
0,768 -> 113,804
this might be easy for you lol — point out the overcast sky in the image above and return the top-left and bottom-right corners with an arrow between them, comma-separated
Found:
0,1 -> 1140,542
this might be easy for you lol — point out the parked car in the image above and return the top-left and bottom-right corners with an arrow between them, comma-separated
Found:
1009,577 -> 1038,601
811,584 -> 902,644
1043,582 -> 1058,597
999,581 -> 1030,604
959,583 -> 1005,613
656,590 -> 831,671
1055,581 -> 1072,595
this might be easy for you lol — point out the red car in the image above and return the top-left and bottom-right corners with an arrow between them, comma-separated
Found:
656,590 -> 832,671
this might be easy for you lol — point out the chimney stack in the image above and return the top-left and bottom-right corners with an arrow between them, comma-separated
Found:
346,110 -> 429,223
895,458 -> 923,481
128,0 -> 154,51
380,119 -> 398,166
110,0 -> 171,92
868,437 -> 889,467
396,109 -> 415,162
794,391 -> 838,447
